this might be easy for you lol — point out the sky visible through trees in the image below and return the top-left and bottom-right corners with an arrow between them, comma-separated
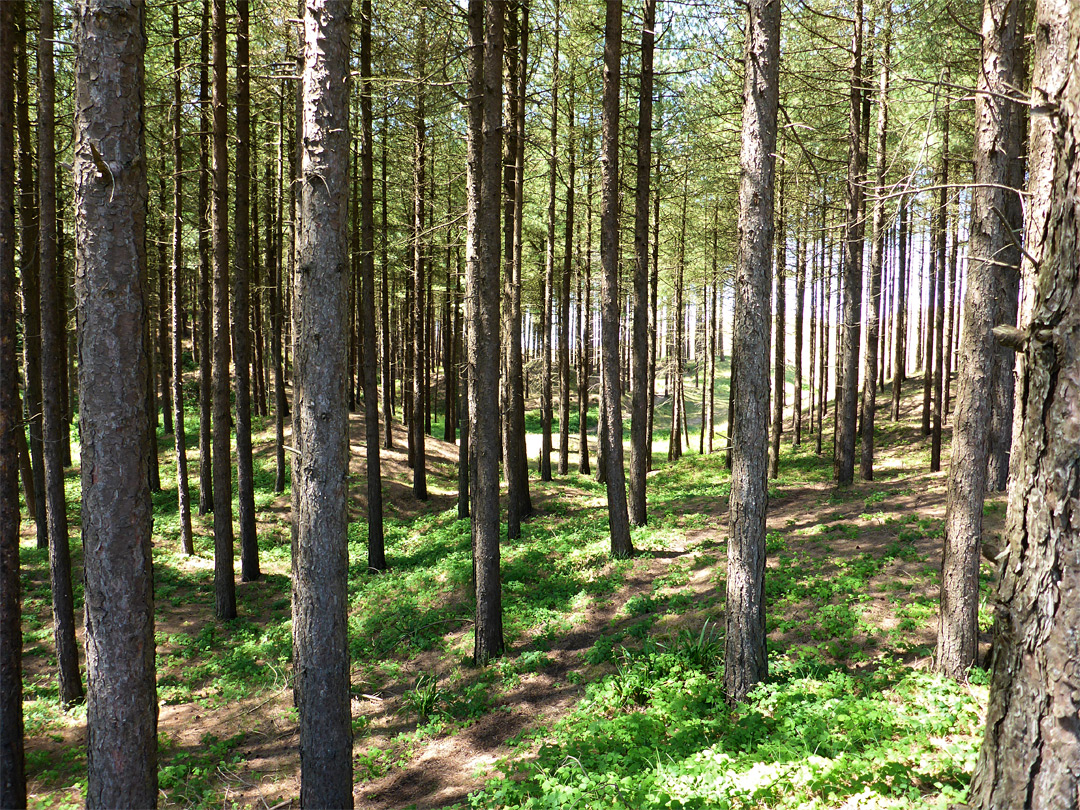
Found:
0,0 -> 1077,806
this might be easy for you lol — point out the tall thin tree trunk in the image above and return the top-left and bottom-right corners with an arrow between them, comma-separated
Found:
936,0 -> 1024,679
931,98 -> 948,473
37,0 -> 83,707
170,0 -> 194,557
891,194 -> 908,420
75,1 -> 158,801
0,3 -> 26,802
769,182 -> 785,479
860,15 -> 889,480
629,0 -> 655,522
211,0 -> 237,619
541,6 -> 559,482
793,228 -> 805,446
726,0 -> 779,703
197,0 -> 213,515
411,11 -> 429,501
16,2 -> 46,549
360,0 -> 385,571
835,0 -> 864,486
558,77 -> 575,477
600,0 -> 633,558
234,0 -> 259,581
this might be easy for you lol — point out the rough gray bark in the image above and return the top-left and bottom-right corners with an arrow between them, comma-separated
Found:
936,0 -> 1023,679
468,0 -> 505,665
16,2 -> 46,550
360,0 -> 385,571
600,0 -> 633,559
0,2 -> 26,802
293,0 -> 354,803
969,6 -> 1080,800
860,16 -> 888,481
197,0 -> 213,515
211,0 -> 237,620
629,0 -> 655,525
835,0 -> 864,486
411,11 -> 428,501
234,0 -> 259,582
74,2 -> 158,803
725,0 -> 779,703
171,0 -> 194,557
39,0 -> 84,705
503,0 -> 532,539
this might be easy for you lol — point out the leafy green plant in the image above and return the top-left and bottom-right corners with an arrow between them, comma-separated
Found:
402,672 -> 447,723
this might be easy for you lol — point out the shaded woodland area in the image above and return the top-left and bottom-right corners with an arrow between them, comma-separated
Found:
1,0 -> 1079,807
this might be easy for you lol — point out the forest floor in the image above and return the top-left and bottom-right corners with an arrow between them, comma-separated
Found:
17,364 -> 1004,809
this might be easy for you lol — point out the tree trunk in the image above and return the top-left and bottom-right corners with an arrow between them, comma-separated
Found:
170,0 -> 194,557
793,229 -> 804,447
860,16 -> 889,480
835,0 -> 864,486
936,0 -> 1024,679
599,0 -> 633,559
629,0 -> 655,524
0,3 -> 26,802
930,102 -> 948,474
580,169 -> 593,477
16,2 -> 46,549
234,0 -> 259,582
769,183 -> 785,480
891,194 -> 908,420
360,0 -> 385,571
725,0 -> 779,703
558,77 -> 575,477
969,7 -> 1079,798
503,0 -> 532,539
197,0 -> 213,516
211,0 -> 237,619
75,2 -> 158,802
541,10 -> 559,483
36,0 -> 84,707
411,12 -> 428,501
271,91 -> 287,494
468,0 -> 505,664
294,2 -> 354,802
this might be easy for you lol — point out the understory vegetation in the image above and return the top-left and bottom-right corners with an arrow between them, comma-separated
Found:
18,371 -> 997,809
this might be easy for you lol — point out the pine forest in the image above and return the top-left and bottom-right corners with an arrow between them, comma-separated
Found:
1,0 -> 1079,807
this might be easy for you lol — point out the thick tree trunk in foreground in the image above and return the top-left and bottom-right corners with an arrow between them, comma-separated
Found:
969,5 -> 1080,801
39,0 -> 84,706
468,0 -> 505,665
74,2 -> 158,803
936,0 -> 1023,680
725,0 -> 779,703
293,1 -> 354,803
629,0 -> 655,526
600,0 -> 633,559
0,4 -> 26,803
